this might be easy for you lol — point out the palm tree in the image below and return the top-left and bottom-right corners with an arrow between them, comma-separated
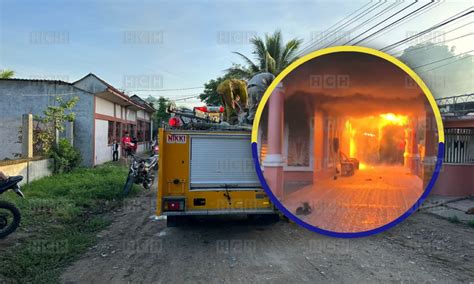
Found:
0,69 -> 15,79
227,30 -> 302,79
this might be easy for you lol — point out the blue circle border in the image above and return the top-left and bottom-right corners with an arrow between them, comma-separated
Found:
252,142 -> 445,238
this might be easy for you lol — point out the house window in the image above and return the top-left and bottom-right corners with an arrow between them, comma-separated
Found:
144,122 -> 151,141
130,124 -> 136,139
286,119 -> 312,168
137,121 -> 144,142
115,122 -> 122,141
108,121 -> 115,144
444,128 -> 474,164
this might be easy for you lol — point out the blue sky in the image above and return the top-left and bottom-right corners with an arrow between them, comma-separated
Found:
1,0 -> 471,107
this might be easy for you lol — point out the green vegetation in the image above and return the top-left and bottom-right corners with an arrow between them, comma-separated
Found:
0,163 -> 138,283
447,215 -> 460,223
468,220 -> 474,228
0,69 -> 14,79
227,30 -> 302,78
146,96 -> 171,134
34,96 -> 79,155
50,139 -> 82,174
199,30 -> 302,106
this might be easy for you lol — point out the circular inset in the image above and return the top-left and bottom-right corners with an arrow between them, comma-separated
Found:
252,46 -> 444,238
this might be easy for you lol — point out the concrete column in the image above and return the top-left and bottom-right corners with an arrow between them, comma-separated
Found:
22,114 -> 33,159
404,118 -> 420,175
423,111 -> 438,188
263,83 -> 285,199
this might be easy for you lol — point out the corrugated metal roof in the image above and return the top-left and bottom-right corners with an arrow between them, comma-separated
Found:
0,78 -> 71,84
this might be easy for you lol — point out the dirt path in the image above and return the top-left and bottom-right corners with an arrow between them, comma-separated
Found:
61,189 -> 474,283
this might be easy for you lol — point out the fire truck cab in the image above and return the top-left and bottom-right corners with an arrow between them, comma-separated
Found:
157,127 -> 276,226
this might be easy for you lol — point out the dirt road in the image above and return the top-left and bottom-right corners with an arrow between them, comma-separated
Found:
61,189 -> 474,283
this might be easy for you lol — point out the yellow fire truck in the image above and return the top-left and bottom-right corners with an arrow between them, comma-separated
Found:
156,126 -> 276,226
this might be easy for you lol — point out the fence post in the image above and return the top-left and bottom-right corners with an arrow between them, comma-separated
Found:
22,114 -> 33,159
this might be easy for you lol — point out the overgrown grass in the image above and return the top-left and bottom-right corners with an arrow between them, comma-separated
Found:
447,215 -> 460,223
0,163 -> 139,283
468,220 -> 474,228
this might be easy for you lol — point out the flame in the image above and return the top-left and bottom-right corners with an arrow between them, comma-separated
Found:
345,113 -> 409,169
345,121 -> 356,157
379,113 -> 408,126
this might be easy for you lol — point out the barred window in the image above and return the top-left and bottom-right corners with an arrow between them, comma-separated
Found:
108,121 -> 115,144
444,128 -> 474,164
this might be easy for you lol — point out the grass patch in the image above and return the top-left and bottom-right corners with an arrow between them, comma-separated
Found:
447,215 -> 460,223
0,163 -> 139,283
468,220 -> 474,228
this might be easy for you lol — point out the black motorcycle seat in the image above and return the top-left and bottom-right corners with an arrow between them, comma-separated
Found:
0,176 -> 23,191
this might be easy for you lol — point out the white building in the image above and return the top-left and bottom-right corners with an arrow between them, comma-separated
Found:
73,73 -> 155,165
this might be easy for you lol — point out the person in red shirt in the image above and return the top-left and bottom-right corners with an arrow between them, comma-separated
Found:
121,131 -> 133,157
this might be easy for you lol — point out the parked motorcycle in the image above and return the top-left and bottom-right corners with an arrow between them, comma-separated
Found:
123,153 -> 158,196
0,176 -> 24,238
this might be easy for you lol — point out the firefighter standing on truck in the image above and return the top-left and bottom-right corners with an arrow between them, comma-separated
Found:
246,72 -> 275,123
216,79 -> 248,125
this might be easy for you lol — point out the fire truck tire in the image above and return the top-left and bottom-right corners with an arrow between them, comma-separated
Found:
166,215 -> 189,227
248,214 -> 280,224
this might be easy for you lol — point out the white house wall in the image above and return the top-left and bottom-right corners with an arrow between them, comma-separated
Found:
127,108 -> 136,121
96,97 -> 115,117
94,119 -> 112,165
115,104 -> 122,119
137,110 -> 145,119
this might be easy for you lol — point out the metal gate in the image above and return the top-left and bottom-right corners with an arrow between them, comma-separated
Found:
444,128 -> 473,164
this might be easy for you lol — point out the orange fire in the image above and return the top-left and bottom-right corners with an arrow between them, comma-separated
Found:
345,113 -> 409,169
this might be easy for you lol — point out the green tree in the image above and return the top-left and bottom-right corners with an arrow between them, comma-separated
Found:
35,96 -> 79,154
146,96 -> 171,131
0,69 -> 14,79
199,64 -> 247,106
228,30 -> 302,78
399,42 -> 473,98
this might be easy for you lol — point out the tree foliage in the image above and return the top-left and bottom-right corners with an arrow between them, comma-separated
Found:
228,30 -> 302,78
34,96 -> 79,154
399,42 -> 473,97
199,65 -> 247,106
146,96 -> 171,132
0,69 -> 15,79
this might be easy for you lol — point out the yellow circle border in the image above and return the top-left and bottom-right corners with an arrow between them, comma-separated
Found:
251,46 -> 444,143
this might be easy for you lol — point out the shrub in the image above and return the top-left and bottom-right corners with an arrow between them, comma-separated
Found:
50,139 -> 82,173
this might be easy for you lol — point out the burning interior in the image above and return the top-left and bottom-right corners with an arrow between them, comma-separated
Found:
258,52 -> 439,233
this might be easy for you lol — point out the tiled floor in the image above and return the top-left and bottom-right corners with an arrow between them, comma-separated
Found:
282,165 -> 423,233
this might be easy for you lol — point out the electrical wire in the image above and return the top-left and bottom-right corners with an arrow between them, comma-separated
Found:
392,32 -> 473,56
352,1 -> 435,45
412,49 -> 474,69
381,8 -> 474,51
295,0 -> 375,53
322,0 -> 403,48
297,0 -> 384,56
418,53 -> 473,73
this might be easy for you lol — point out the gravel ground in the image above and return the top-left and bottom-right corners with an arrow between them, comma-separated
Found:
60,188 -> 474,283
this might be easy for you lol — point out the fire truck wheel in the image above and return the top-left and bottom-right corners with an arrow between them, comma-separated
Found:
166,215 -> 189,227
248,214 -> 280,225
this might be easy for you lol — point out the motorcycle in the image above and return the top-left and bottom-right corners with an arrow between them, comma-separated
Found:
123,153 -> 158,196
0,176 -> 24,238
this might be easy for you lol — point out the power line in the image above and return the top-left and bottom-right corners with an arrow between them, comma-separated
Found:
296,0 -> 375,53
357,0 -> 444,44
419,54 -> 473,73
297,0 -> 384,56
339,0 -> 417,46
322,0 -> 403,48
392,31 -> 473,56
381,8 -> 474,51
352,1 -> 435,45
130,86 -> 204,92
412,49 -> 474,69
390,20 -> 473,54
